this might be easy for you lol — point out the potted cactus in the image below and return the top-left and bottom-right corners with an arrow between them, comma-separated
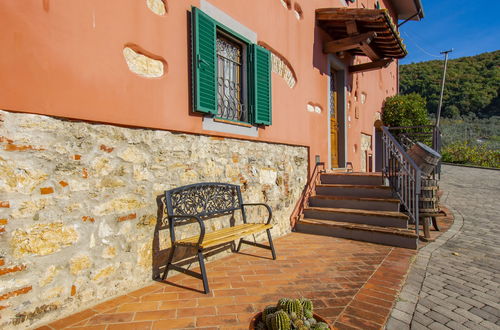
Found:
249,298 -> 332,330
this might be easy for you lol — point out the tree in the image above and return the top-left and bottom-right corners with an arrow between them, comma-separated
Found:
382,93 -> 430,127
400,50 -> 500,119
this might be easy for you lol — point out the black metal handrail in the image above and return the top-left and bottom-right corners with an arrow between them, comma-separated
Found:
290,162 -> 325,228
381,126 -> 421,237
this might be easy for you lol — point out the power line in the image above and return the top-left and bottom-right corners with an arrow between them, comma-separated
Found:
402,31 -> 442,58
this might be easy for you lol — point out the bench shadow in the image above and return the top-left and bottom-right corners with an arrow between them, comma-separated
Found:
160,280 -> 205,294
233,249 -> 275,260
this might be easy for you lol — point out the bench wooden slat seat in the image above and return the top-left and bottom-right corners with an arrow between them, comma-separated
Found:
160,182 -> 276,294
177,223 -> 273,248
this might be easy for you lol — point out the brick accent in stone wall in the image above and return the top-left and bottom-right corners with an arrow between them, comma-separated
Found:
0,109 -> 308,329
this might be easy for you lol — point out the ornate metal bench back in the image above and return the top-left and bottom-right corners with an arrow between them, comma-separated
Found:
165,182 -> 243,221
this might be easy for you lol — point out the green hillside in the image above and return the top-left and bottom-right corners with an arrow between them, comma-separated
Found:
400,50 -> 500,119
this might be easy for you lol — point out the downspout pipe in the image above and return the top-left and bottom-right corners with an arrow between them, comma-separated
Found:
394,0 -> 424,27
413,0 -> 424,19
397,10 -> 421,27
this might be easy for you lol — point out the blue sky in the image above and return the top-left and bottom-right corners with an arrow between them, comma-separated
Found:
399,0 -> 500,64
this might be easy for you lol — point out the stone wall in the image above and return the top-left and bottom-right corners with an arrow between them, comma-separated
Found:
0,110 -> 308,329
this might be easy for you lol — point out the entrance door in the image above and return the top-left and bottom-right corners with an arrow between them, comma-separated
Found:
330,69 -> 339,168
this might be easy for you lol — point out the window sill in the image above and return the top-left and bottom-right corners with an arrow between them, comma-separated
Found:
214,118 -> 253,128
202,117 -> 258,137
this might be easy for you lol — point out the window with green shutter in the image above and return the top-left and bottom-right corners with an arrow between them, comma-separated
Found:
191,7 -> 272,126
192,8 -> 217,114
250,44 -> 272,125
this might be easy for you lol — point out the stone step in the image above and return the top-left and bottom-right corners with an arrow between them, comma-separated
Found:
295,218 -> 418,249
303,206 -> 408,228
309,195 -> 400,212
321,172 -> 383,186
315,184 -> 394,198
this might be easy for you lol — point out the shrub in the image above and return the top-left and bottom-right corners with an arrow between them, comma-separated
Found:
441,141 -> 500,168
382,93 -> 431,127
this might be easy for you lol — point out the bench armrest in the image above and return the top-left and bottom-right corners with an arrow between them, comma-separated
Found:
242,203 -> 273,225
168,214 -> 205,246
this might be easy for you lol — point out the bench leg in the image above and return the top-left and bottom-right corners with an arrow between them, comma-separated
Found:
267,229 -> 276,260
161,245 -> 176,281
236,239 -> 243,253
236,230 -> 277,260
198,250 -> 210,294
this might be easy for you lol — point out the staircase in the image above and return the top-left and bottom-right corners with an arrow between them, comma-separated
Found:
295,171 -> 419,249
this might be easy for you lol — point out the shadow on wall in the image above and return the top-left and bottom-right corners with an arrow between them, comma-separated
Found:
312,21 -> 356,81
312,22 -> 329,75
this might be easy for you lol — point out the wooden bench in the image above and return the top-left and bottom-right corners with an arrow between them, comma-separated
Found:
161,182 -> 276,293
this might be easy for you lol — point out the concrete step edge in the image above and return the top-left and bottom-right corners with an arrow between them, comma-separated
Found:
299,218 -> 418,238
304,206 -> 408,219
317,184 -> 391,190
311,195 -> 400,203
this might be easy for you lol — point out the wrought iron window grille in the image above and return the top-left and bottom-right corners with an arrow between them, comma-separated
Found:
216,35 -> 248,123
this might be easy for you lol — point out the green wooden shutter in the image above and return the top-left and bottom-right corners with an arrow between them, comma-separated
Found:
250,44 -> 272,125
192,7 -> 217,114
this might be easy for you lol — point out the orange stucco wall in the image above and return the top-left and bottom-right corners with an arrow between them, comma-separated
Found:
0,0 -> 399,172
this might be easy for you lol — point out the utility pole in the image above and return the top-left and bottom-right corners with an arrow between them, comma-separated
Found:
435,49 -> 453,127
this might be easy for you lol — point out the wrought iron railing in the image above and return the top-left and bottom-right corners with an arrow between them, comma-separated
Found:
290,162 -> 325,228
387,125 -> 442,177
381,126 -> 421,236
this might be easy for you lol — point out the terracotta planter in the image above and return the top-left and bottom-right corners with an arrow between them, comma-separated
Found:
249,312 -> 333,329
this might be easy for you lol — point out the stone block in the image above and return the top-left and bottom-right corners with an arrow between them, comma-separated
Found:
391,308 -> 412,324
70,256 -> 92,275
394,300 -> 416,315
445,320 -> 468,330
469,307 -> 498,323
413,311 -> 433,326
431,305 -> 467,323
426,311 -> 451,324
10,223 -> 78,257
39,266 -> 59,287
458,296 -> 485,308
92,266 -> 116,282
463,321 -> 490,330
455,307 -> 487,323
123,47 -> 164,78
428,322 -> 451,330
410,320 -> 429,330
385,316 -> 409,330
479,320 -> 500,329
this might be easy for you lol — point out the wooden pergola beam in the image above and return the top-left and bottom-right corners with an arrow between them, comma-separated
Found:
317,8 -> 407,60
345,20 -> 358,35
323,31 -> 377,54
344,20 -> 380,61
359,42 -> 380,61
349,59 -> 393,73
316,8 -> 386,22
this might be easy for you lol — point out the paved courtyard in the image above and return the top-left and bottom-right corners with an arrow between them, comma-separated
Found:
36,164 -> 500,330
387,165 -> 500,330
37,233 -> 416,330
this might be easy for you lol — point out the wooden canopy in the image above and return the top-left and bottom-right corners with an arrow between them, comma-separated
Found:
316,8 -> 407,72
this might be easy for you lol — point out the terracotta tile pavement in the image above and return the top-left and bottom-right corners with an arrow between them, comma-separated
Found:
38,233 -> 419,330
